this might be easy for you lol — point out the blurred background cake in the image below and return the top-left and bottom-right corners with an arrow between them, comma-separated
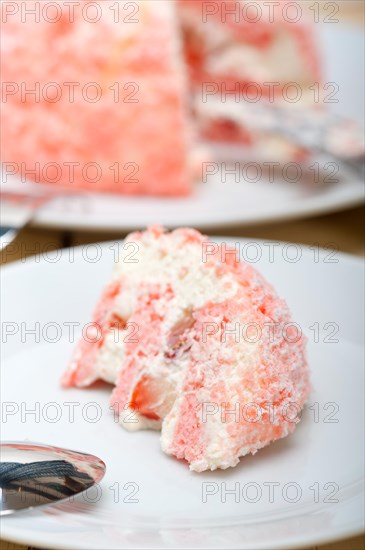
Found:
179,0 -> 321,162
1,1 -> 195,195
1,0 -> 321,195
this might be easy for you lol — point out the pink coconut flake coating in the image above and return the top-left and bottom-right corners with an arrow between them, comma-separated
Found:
62,280 -> 122,388
1,1 -> 194,195
62,226 -> 310,472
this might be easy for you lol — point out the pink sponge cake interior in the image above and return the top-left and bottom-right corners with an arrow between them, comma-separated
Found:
1,1 -> 194,196
63,226 -> 310,472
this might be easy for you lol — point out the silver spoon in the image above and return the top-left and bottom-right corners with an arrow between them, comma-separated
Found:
0,442 -> 106,515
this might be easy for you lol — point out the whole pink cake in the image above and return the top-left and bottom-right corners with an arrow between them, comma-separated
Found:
63,226 -> 310,471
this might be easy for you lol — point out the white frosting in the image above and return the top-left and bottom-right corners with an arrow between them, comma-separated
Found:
112,230 -> 238,330
119,409 -> 162,432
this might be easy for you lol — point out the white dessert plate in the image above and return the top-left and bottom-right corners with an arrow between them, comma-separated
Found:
2,24 -> 364,232
1,238 -> 364,550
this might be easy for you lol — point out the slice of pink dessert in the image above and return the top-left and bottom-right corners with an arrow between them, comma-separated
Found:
1,1 -> 194,195
63,226 -> 310,472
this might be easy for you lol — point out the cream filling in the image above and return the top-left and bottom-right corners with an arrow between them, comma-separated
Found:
112,230 -> 239,331
94,231 -> 239,431
180,2 -> 316,84
205,30 -> 314,84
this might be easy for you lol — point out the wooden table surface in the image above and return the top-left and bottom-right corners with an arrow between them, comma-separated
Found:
1,2 -> 364,549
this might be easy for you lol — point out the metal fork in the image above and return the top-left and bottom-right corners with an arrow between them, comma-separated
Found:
197,99 -> 365,177
0,187 -> 80,251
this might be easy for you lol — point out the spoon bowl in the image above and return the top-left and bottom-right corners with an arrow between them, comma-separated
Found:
0,442 -> 106,515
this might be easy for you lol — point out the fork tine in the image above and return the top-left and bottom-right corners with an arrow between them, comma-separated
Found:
0,191 -> 52,209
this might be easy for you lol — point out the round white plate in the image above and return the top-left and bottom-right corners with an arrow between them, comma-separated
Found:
2,24 -> 364,232
1,239 -> 364,549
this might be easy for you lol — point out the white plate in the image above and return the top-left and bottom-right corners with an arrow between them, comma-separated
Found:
2,24 -> 364,232
1,239 -> 364,549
